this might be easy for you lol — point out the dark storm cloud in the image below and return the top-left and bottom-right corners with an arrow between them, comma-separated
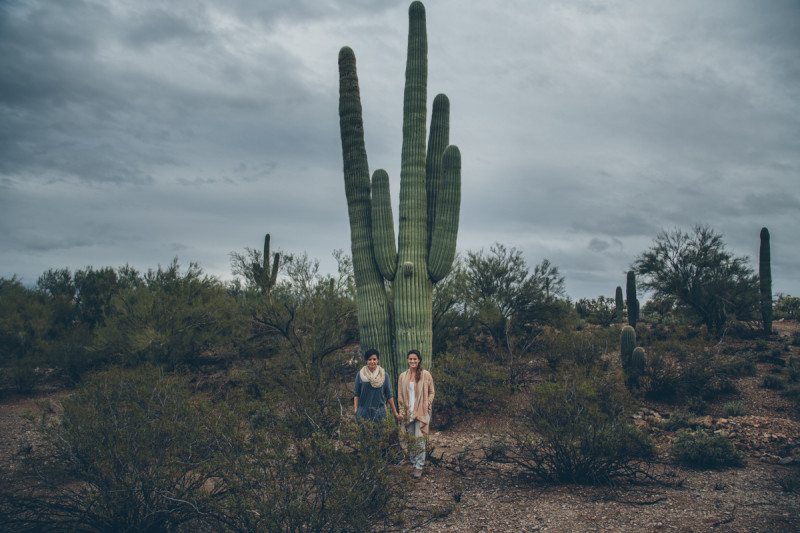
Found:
1,0 -> 798,299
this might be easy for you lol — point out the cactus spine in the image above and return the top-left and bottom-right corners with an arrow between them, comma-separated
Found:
253,233 -> 280,297
626,270 -> 639,327
338,2 -> 461,377
615,286 -> 624,322
620,325 -> 636,369
759,227 -> 772,334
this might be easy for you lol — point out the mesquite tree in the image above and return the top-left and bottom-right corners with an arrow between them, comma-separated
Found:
337,1 -> 461,377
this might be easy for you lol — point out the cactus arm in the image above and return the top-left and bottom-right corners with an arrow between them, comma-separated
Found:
371,169 -> 398,281
425,93 -> 450,250
338,46 -> 392,360
269,253 -> 280,286
428,144 -> 461,282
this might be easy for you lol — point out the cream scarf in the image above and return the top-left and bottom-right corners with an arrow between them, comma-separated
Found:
359,365 -> 386,389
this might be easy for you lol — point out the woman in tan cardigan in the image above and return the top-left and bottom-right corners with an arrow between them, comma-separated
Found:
397,349 -> 435,478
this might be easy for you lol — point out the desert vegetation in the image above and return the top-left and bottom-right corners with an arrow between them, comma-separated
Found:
1,1 -> 797,531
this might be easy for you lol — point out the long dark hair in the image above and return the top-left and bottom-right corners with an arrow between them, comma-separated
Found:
407,349 -> 422,382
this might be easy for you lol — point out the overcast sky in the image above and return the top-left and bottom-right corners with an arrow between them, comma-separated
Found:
1,0 -> 798,299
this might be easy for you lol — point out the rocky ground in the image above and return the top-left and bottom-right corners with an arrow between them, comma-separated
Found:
403,321 -> 800,532
0,322 -> 798,531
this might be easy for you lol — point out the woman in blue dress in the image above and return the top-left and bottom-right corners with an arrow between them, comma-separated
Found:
353,349 -> 399,422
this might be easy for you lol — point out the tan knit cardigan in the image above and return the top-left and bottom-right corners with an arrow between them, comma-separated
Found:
397,369 -> 435,436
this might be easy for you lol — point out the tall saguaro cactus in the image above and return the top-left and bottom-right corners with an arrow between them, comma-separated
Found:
338,1 -> 461,378
759,227 -> 772,334
626,271 -> 639,327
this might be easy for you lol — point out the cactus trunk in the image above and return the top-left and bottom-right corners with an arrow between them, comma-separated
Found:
620,325 -> 636,369
615,286 -> 624,322
338,1 -> 461,378
626,271 -> 639,327
759,227 -> 772,335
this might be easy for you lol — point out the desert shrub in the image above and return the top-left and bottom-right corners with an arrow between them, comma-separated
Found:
574,296 -> 617,327
433,350 -> 509,428
219,415 -> 406,532
787,356 -> 800,383
714,354 -> 756,377
1,364 -> 410,532
671,429 -> 743,468
721,401 -> 745,417
496,366 -> 654,484
792,332 -> 800,347
777,469 -> 800,493
762,374 -> 787,390
702,375 -> 737,399
686,397 -> 707,414
94,260 -> 244,367
534,327 -> 615,370
0,366 -> 235,531
774,294 -> 800,320
9,363 -> 38,395
661,409 -> 692,431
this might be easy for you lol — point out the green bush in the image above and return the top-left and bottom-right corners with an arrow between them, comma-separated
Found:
9,363 -> 37,395
721,401 -> 745,417
535,327 -> 615,370
774,294 -> 800,320
671,429 -> 743,468
762,374 -> 787,390
433,350 -> 509,428
1,364 -> 410,532
498,366 -> 654,484
0,366 -> 235,530
94,260 -> 244,367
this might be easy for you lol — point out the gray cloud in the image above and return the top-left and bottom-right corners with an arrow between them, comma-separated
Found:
1,0 -> 798,299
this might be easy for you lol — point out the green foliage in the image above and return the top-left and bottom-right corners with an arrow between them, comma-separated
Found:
463,244 -> 572,382
721,401 -> 746,417
498,366 -> 654,484
338,1 -> 461,375
671,429 -> 743,469
94,259 -> 244,367
762,374 -> 787,390
1,366 -> 234,530
774,293 -> 800,320
535,327 -> 614,370
248,252 -> 358,385
759,227 -> 772,334
0,277 -> 50,365
575,296 -> 616,327
1,363 -> 410,531
633,225 -> 758,334
433,350 -> 509,428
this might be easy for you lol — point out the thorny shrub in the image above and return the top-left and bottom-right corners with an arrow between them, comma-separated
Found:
671,429 -> 743,469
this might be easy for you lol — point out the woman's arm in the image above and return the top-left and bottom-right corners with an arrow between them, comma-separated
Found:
353,396 -> 359,414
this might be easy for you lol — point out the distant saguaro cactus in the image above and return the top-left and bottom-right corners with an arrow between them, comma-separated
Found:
338,2 -> 461,377
759,227 -> 772,334
615,286 -> 624,322
626,271 -> 639,327
620,325 -> 636,369
253,233 -> 280,297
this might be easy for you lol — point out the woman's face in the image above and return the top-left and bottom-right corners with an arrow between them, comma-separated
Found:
407,353 -> 420,369
367,354 -> 379,371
